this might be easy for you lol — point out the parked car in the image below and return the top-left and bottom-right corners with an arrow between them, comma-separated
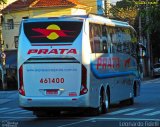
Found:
152,63 -> 160,78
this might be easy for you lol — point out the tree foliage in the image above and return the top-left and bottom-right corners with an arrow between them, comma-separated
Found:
144,5 -> 160,58
0,0 -> 7,4
111,7 -> 137,26
110,0 -> 137,26
135,3 -> 160,60
145,6 -> 160,33
116,0 -> 135,8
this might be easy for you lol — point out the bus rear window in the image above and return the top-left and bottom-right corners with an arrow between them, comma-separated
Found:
24,21 -> 83,44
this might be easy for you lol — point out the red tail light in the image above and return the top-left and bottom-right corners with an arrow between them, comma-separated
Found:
80,65 -> 88,95
19,65 -> 25,96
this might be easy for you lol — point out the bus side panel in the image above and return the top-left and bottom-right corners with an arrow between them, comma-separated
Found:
90,53 -> 139,104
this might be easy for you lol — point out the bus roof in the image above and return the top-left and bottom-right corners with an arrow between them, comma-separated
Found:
22,14 -> 130,27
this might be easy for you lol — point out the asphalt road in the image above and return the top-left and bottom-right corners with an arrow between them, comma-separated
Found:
0,78 -> 160,127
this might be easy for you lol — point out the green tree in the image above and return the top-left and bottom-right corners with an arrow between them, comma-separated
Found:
0,0 -> 7,4
110,0 -> 137,26
145,6 -> 160,33
116,0 -> 135,8
144,5 -> 160,62
134,2 -> 160,63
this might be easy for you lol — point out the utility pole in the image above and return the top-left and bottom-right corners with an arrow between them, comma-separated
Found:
104,0 -> 110,17
146,0 -> 151,76
138,0 -> 144,79
97,0 -> 105,15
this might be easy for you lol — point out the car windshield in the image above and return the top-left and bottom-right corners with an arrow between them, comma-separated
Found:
154,64 -> 160,68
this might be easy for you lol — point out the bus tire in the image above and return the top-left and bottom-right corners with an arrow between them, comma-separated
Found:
99,92 -> 104,114
102,90 -> 109,114
128,83 -> 136,105
128,84 -> 137,105
123,84 -> 136,105
92,89 -> 108,115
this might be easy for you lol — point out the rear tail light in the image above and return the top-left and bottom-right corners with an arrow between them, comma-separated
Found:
80,65 -> 88,95
19,65 -> 25,96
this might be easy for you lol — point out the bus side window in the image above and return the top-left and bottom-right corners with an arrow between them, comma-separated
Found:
103,41 -> 108,53
89,24 -> 95,53
109,27 -> 117,53
102,26 -> 108,53
94,40 -> 100,52
94,24 -> 103,53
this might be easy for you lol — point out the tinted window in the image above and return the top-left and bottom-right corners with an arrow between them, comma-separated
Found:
90,23 -> 110,53
24,21 -> 83,44
89,23 -> 138,56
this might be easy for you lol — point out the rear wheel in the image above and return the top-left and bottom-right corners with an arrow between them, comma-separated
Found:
129,83 -> 137,105
122,84 -> 136,105
102,91 -> 109,114
90,90 -> 109,116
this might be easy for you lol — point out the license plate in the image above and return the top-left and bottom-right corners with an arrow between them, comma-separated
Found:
46,89 -> 59,95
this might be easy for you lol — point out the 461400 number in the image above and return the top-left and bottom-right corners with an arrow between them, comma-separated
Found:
40,78 -> 64,84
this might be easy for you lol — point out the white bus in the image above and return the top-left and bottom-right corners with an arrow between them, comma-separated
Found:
18,14 -> 141,117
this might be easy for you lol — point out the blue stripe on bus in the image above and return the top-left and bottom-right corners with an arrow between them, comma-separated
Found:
91,65 -> 137,79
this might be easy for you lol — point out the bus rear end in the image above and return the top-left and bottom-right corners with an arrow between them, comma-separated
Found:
18,17 -> 88,115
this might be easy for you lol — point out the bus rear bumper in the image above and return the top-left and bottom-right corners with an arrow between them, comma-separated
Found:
19,95 -> 90,110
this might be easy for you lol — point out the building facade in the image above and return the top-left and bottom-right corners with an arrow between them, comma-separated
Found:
78,0 -> 111,15
1,0 -> 87,50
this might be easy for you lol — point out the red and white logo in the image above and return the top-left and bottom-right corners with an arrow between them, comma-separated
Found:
32,24 -> 74,40
27,48 -> 77,55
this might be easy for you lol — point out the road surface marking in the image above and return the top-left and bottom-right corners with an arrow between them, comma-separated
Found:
145,111 -> 160,116
57,118 -> 93,127
124,108 -> 154,115
0,99 -> 11,104
5,110 -> 32,114
19,111 -> 32,114
0,117 -> 36,119
94,117 -> 160,121
0,108 -> 22,113
108,108 -> 136,115
0,108 -> 9,111
54,117 -> 160,127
